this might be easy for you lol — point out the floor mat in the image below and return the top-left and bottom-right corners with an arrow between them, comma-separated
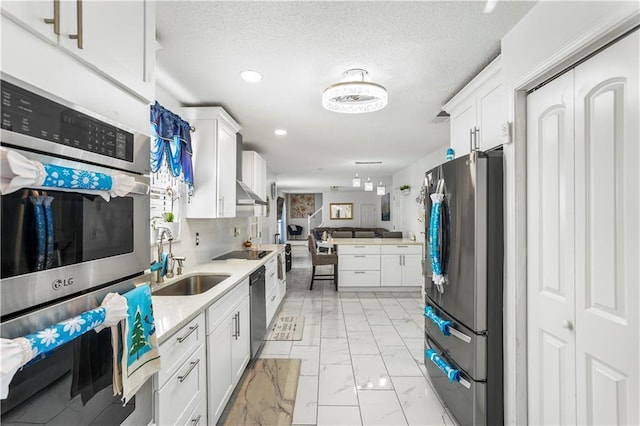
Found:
265,313 -> 305,341
220,359 -> 301,426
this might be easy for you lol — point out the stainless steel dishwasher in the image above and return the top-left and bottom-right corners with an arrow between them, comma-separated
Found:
249,266 -> 266,358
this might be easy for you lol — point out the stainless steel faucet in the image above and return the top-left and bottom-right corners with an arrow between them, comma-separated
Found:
156,227 -> 173,283
156,227 -> 187,282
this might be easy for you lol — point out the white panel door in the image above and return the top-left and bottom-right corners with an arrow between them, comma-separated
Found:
573,31 -> 639,426
527,70 -> 577,425
231,297 -> 251,385
360,204 -> 376,227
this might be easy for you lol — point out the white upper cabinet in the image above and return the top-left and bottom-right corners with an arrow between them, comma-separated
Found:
242,150 -> 267,216
1,0 -> 155,103
182,107 -> 241,219
2,1 -> 58,43
444,56 -> 506,156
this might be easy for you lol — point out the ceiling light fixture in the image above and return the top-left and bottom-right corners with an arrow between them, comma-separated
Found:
364,178 -> 373,192
376,164 -> 385,195
274,129 -> 287,136
240,70 -> 262,83
322,68 -> 388,114
352,163 -> 361,187
352,173 -> 361,188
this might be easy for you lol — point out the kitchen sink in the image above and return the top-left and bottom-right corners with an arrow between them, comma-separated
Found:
153,274 -> 231,296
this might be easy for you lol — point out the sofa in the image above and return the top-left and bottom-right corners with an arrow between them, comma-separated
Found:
312,227 -> 389,239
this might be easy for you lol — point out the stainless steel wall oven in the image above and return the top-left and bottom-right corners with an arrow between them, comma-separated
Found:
0,74 -> 152,425
0,74 -> 150,320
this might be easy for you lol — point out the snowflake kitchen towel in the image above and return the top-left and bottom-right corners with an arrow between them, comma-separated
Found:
111,285 -> 160,404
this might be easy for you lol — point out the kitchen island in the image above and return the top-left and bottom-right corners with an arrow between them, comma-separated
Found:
327,238 -> 424,290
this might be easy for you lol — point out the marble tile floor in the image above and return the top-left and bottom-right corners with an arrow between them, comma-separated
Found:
257,255 -> 454,426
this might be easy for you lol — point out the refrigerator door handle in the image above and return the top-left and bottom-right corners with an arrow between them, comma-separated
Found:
448,327 -> 472,343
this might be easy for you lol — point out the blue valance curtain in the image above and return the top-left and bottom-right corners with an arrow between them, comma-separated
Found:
150,102 -> 194,189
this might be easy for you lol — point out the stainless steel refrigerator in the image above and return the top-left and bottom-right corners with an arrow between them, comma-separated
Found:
423,150 -> 503,426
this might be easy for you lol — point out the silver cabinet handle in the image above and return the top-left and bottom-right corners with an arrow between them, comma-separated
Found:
43,0 -> 60,35
474,126 -> 480,150
68,0 -> 83,49
271,295 -> 276,301
469,128 -> 474,152
354,246 -> 365,248
236,312 -> 240,338
354,255 -> 366,258
399,255 -> 402,266
177,325 -> 198,343
232,313 -> 238,340
269,272 -> 276,277
354,271 -> 365,274
178,359 -> 200,383
562,320 -> 574,330
397,245 -> 408,248
191,414 -> 202,425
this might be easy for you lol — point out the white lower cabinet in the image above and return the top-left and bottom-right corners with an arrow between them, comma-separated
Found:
380,245 -> 423,287
154,314 -> 207,426
207,279 -> 250,424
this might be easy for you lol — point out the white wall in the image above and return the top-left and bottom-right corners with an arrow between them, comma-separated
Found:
500,2 -> 639,424
320,190 -> 390,229
391,145 -> 449,242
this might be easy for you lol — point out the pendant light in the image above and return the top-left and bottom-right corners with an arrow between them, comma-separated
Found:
364,163 -> 373,191
364,177 -> 373,191
352,163 -> 361,187
376,163 -> 385,195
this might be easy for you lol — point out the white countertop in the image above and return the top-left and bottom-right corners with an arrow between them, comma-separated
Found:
148,244 -> 285,344
327,238 -> 421,245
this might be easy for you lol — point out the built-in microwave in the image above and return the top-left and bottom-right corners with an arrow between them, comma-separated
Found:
0,74 -> 150,320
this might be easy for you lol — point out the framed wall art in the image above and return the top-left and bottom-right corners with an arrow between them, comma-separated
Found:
329,203 -> 353,220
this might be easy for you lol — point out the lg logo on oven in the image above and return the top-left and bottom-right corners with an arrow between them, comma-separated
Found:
52,278 -> 74,290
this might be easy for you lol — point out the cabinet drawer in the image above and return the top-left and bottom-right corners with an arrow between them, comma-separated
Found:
340,271 -> 380,287
380,245 -> 422,255
156,344 -> 206,425
207,278 -> 249,333
338,244 -> 380,255
339,254 -> 380,271
157,313 -> 205,388
178,397 -> 207,426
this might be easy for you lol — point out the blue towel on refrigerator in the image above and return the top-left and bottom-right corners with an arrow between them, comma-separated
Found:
111,285 -> 160,404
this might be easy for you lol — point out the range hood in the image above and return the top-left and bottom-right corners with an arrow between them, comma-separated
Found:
236,134 -> 267,206
237,180 -> 267,205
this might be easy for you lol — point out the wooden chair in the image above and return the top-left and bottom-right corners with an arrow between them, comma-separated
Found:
308,235 -> 338,290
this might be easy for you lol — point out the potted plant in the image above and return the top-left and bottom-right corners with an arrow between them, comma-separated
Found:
160,211 -> 179,238
400,184 -> 411,195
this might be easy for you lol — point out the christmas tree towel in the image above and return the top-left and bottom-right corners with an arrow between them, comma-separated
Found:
111,285 -> 160,404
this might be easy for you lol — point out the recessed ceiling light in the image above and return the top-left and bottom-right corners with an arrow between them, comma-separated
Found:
274,129 -> 287,136
240,70 -> 262,83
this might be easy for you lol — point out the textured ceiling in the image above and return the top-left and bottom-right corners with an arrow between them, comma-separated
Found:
156,1 -> 535,192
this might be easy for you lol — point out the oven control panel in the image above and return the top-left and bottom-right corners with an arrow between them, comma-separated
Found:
1,80 -> 134,161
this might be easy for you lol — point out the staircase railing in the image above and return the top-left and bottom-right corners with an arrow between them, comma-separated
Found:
307,207 -> 323,237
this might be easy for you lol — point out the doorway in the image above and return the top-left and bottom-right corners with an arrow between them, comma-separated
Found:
526,30 -> 638,424
360,204 -> 376,227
